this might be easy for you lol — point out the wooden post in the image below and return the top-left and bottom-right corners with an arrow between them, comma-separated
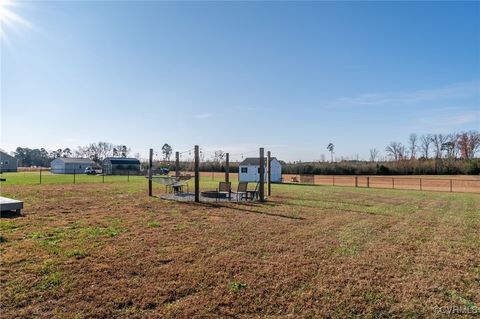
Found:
148,148 -> 153,196
73,169 -> 76,184
367,176 -> 370,188
392,177 -> 394,189
194,145 -> 200,202
267,151 -> 271,196
225,153 -> 229,183
332,176 -> 335,186
175,152 -> 180,177
259,148 -> 265,201
450,179 -> 453,192
355,176 -> 358,187
419,178 -> 422,191
39,169 -> 42,185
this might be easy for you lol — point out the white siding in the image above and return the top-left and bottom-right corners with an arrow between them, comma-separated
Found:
238,159 -> 282,182
50,158 -> 65,174
50,159 -> 93,174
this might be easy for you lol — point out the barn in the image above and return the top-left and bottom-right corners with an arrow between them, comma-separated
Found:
51,158 -> 95,174
0,151 -> 18,172
238,157 -> 282,183
103,157 -> 140,175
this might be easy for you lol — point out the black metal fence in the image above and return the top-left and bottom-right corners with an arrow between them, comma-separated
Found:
281,174 -> 480,194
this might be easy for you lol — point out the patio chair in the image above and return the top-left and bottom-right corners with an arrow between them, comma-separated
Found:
246,182 -> 260,200
234,182 -> 249,201
218,182 -> 232,200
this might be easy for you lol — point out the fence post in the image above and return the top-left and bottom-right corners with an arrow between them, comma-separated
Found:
332,176 -> 335,186
225,153 -> 229,183
267,151 -> 271,196
39,169 -> 42,185
73,169 -> 76,184
419,178 -> 422,191
367,176 -> 370,188
194,145 -> 200,203
450,179 -> 453,192
392,177 -> 394,189
175,151 -> 180,178
102,172 -> 105,183
259,148 -> 265,201
148,148 -> 153,196
128,171 -> 130,182
355,176 -> 358,187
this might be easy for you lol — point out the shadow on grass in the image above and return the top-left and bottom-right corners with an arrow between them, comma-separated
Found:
0,210 -> 24,219
163,198 -> 305,221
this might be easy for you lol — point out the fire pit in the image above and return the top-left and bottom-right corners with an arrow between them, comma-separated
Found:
201,191 -> 228,199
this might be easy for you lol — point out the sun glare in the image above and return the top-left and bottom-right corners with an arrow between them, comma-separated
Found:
0,0 -> 31,40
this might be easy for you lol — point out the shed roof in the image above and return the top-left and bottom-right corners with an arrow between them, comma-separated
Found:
239,157 -> 278,166
53,158 -> 94,164
0,151 -> 16,160
104,157 -> 140,165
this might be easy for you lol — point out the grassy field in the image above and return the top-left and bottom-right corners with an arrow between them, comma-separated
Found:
1,177 -> 479,318
0,171 -> 143,185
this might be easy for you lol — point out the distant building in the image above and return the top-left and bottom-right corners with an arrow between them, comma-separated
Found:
238,157 -> 282,183
103,157 -> 140,175
51,158 -> 95,174
0,151 -> 18,172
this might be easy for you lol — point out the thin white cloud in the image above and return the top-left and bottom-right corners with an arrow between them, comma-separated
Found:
328,81 -> 480,108
414,109 -> 480,131
193,113 -> 214,119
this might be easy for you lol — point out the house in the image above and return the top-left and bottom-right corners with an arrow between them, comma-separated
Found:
0,151 -> 18,172
238,157 -> 282,183
51,158 -> 95,174
103,157 -> 140,175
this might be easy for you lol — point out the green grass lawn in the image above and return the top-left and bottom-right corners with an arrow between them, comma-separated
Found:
0,171 -> 145,186
1,174 -> 479,318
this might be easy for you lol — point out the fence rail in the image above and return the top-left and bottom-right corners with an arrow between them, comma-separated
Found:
2,170 -> 479,193
281,174 -> 480,194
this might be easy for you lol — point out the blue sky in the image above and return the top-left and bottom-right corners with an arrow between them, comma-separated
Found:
1,1 -> 479,161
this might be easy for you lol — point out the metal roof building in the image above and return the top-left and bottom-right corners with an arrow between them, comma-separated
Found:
0,151 -> 18,172
103,157 -> 140,175
50,158 -> 95,174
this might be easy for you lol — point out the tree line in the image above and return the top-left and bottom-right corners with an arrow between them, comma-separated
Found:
290,130 -> 480,175
12,142 -> 132,167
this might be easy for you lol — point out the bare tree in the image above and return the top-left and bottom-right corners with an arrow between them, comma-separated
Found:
420,134 -> 432,159
431,134 -> 448,158
96,142 -> 113,160
408,133 -> 418,159
385,142 -> 405,161
213,150 -> 225,162
369,148 -> 379,162
468,131 -> 480,158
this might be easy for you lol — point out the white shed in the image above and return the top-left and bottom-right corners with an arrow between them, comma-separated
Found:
50,158 -> 95,174
238,157 -> 282,183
